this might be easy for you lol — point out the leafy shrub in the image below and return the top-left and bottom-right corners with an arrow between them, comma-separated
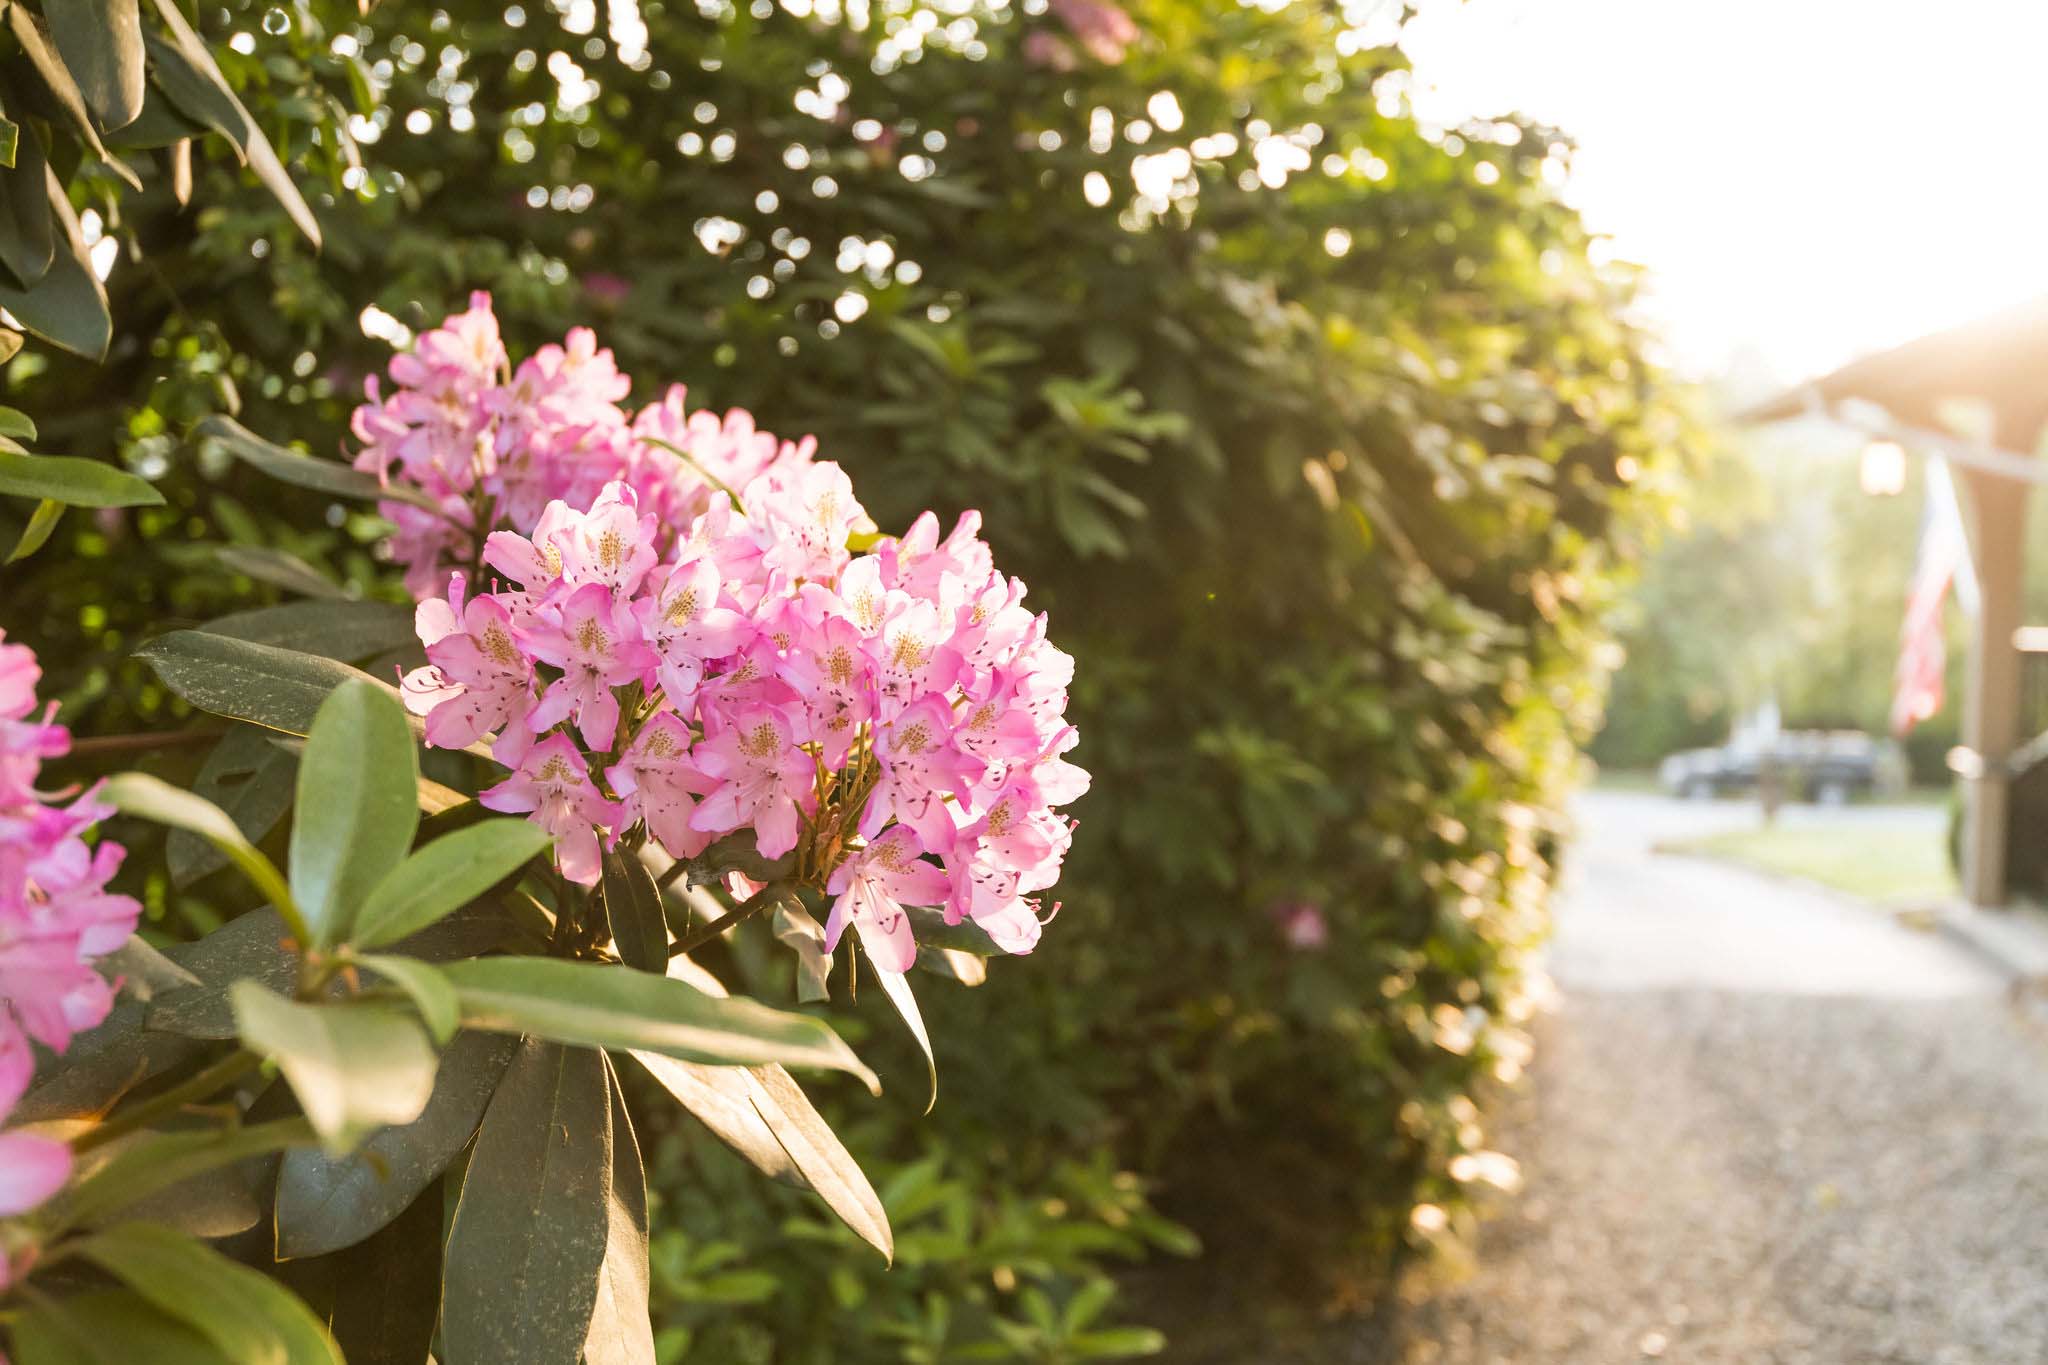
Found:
3,0 -> 1685,1354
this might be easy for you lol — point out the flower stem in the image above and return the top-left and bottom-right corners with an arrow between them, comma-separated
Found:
668,880 -> 793,959
70,1050 -> 264,1154
64,728 -> 224,758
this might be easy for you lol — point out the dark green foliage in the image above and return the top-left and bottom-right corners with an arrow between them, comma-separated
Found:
3,0 -> 1683,1353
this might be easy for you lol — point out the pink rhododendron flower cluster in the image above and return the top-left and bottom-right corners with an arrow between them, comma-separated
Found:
0,631 -> 141,1219
353,293 -> 816,599
372,299 -> 1087,976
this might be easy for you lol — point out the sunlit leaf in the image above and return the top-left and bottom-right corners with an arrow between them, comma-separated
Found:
441,955 -> 880,1092
442,1039 -> 610,1365
75,1222 -> 344,1363
230,983 -> 439,1156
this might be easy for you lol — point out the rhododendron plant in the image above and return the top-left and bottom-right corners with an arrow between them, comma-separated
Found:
0,631 -> 141,1219
376,296 -> 1088,976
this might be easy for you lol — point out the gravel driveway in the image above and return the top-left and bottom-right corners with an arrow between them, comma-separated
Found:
1358,791 -> 2048,1365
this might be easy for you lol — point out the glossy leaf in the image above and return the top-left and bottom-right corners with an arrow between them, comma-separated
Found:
145,0 -> 320,245
167,726 -> 297,888
601,847 -> 669,971
0,119 -> 52,288
355,953 -> 458,1042
289,678 -> 419,946
905,907 -> 1004,955
4,6 -> 140,188
876,961 -> 938,1115
7,1289 -> 222,1365
50,1117 -> 314,1231
0,407 -> 35,440
352,819 -> 551,950
135,630 -> 402,739
47,0 -> 146,130
230,984 -> 439,1156
75,1221 -> 344,1364
214,544 -> 349,600
319,1179 -> 446,1365
101,771 -> 298,925
583,1056 -> 656,1365
145,903 -> 508,1040
441,955 -> 880,1092
442,1039 -> 611,1365
0,166 -> 110,357
275,1030 -> 516,1258
6,496 -> 63,562
0,452 -> 163,507
195,414 -> 444,513
632,1052 -> 893,1261
203,599 -> 418,664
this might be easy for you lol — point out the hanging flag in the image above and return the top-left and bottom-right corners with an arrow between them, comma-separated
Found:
1890,457 -> 1973,735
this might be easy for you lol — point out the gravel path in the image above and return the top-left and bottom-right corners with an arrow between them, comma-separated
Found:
1377,988 -> 2048,1364
1270,792 -> 2048,1365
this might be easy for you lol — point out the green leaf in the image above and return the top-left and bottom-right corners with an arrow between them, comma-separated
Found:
904,906 -> 1005,955
275,1030 -> 515,1259
633,1052 -> 892,1261
0,114 -> 16,170
195,414 -> 445,513
318,1179 -> 446,1365
145,903 -> 508,1040
352,819 -> 551,950
203,599 -> 418,664
354,953 -> 458,1042
4,6 -> 141,188
7,1289 -> 224,1365
75,1221 -> 344,1364
583,1057 -> 656,1365
137,29 -> 246,158
441,956 -> 880,1092
0,452 -> 163,507
772,898 -> 833,1003
144,0 -> 319,246
102,77 -> 208,150
442,1039 -> 611,1365
0,405 -> 36,440
47,0 -> 146,131
601,848 -> 669,971
101,771 -> 299,927
7,496 -> 63,561
214,544 -> 349,600
230,984 -> 439,1156
0,165 -> 110,358
48,1117 -> 314,1231
876,962 -> 937,1115
167,726 -> 297,888
289,678 -> 418,947
136,630 -> 409,739
0,119 -> 52,289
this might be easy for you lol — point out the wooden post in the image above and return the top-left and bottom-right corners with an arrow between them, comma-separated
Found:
1954,464 -> 2029,908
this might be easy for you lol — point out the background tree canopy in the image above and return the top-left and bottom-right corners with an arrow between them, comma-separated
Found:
4,0 -> 1687,1356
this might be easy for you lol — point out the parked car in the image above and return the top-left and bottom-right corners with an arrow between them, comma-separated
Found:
1658,731 -> 1909,803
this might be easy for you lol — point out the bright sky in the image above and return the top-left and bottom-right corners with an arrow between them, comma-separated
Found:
1401,0 -> 2048,387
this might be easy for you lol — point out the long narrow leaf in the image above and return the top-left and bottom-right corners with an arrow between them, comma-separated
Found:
288,678 -> 418,946
441,956 -> 880,1092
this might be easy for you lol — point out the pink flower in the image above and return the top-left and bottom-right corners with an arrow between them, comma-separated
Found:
377,298 -> 1094,971
479,733 -> 622,885
636,553 -> 752,708
689,704 -> 816,860
0,630 -> 140,1222
520,583 -> 657,751
0,1031 -> 67,1218
606,712 -> 718,860
824,826 -> 950,974
401,575 -> 534,750
860,696 -> 981,850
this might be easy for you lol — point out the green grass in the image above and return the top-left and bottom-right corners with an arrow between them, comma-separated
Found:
1659,822 -> 1956,905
